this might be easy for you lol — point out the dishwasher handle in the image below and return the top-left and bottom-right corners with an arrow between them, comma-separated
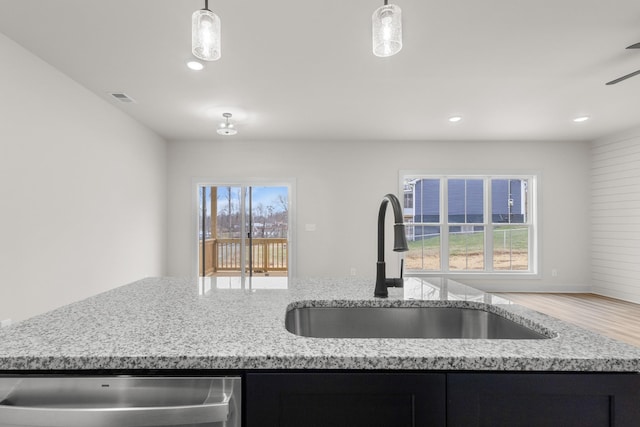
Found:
0,396 -> 231,427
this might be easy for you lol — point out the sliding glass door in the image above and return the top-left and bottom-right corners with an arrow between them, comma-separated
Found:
198,184 -> 290,282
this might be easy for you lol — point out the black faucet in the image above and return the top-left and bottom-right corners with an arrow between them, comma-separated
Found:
375,194 -> 409,298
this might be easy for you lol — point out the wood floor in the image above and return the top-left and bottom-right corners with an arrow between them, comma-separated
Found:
494,293 -> 640,348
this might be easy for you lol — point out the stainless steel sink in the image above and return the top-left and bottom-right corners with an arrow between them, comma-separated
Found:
285,306 -> 549,339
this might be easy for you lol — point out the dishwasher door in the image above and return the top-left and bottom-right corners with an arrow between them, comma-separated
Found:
0,376 -> 240,427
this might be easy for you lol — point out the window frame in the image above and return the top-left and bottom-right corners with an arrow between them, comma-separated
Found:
400,171 -> 539,277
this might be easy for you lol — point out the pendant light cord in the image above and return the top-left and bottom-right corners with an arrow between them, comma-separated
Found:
204,0 -> 209,11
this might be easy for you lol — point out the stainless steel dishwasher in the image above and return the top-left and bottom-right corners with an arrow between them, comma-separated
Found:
0,376 -> 240,427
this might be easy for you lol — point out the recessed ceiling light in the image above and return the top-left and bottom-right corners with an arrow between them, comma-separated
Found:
573,116 -> 590,123
186,60 -> 204,71
448,116 -> 462,123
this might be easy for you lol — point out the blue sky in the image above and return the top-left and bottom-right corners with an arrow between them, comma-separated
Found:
250,186 -> 288,210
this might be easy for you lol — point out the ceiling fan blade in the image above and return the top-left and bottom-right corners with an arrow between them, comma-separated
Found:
626,42 -> 640,49
606,69 -> 640,85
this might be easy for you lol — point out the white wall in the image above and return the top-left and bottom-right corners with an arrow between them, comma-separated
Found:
0,33 -> 167,323
167,139 -> 591,292
591,126 -> 640,303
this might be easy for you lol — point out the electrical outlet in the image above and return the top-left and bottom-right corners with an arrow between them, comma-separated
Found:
350,268 -> 357,276
1,319 -> 12,328
551,268 -> 558,277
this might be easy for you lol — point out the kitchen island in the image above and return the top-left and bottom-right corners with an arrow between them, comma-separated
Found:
0,276 -> 639,371
1,276 -> 640,426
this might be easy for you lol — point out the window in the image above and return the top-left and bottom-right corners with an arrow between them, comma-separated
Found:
195,181 -> 294,288
402,174 -> 536,274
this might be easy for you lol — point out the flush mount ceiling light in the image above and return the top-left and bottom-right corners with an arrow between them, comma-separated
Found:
573,116 -> 590,123
448,116 -> 463,123
217,113 -> 237,135
372,0 -> 402,57
192,0 -> 221,61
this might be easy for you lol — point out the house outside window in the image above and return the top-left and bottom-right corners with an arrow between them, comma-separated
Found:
401,173 -> 537,275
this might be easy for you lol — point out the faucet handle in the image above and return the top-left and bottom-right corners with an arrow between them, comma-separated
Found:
384,259 -> 405,288
385,277 -> 404,288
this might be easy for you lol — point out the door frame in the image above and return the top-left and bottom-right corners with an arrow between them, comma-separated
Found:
191,177 -> 297,280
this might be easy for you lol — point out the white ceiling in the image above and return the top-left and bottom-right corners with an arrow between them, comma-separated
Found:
1,0 -> 640,142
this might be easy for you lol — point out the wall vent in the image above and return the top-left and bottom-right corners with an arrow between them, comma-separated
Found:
109,92 -> 136,103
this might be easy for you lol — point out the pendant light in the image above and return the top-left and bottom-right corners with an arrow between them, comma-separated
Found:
217,113 -> 237,135
192,0 -> 221,61
372,0 -> 402,57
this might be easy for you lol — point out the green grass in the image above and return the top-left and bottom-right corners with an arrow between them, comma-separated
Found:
408,236 -> 440,250
493,226 -> 528,252
408,226 -> 528,255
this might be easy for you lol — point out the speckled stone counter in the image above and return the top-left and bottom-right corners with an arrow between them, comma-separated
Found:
1,276 -> 639,371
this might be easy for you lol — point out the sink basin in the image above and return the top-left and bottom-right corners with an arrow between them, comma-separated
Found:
285,305 -> 549,339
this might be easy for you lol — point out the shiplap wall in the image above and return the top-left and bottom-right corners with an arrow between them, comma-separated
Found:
592,128 -> 640,304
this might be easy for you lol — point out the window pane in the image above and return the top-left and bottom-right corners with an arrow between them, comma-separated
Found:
403,179 -> 414,213
411,179 -> 440,223
491,179 -> 528,223
218,186 -> 242,238
216,186 -> 243,271
448,179 -> 483,223
198,186 -> 212,240
198,186 -> 213,277
493,225 -> 529,270
449,226 -> 484,270
406,225 -> 440,270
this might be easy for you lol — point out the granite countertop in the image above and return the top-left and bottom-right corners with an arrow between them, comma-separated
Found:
1,276 -> 639,372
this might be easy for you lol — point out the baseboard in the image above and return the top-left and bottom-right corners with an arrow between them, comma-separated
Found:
592,288 -> 640,305
466,282 -> 592,294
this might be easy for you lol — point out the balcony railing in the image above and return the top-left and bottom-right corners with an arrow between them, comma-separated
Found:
199,238 -> 288,276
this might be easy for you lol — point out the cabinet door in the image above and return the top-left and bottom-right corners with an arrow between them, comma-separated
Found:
246,372 -> 446,427
447,373 -> 640,427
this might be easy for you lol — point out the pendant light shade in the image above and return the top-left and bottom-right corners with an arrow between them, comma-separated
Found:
192,1 -> 221,61
372,1 -> 402,57
217,113 -> 237,135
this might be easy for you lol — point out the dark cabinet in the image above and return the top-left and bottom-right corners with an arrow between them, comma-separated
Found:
245,371 -> 640,427
245,372 -> 446,427
447,373 -> 640,427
